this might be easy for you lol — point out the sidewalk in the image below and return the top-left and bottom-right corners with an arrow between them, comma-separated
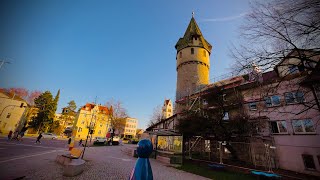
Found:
2,145 -> 209,180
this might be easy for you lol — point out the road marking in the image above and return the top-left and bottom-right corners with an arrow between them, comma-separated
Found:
0,149 -> 64,164
0,142 -> 64,150
109,156 -> 132,161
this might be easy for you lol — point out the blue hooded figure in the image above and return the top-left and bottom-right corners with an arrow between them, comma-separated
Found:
129,139 -> 153,180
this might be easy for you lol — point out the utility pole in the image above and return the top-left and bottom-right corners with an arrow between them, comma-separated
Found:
82,97 -> 97,159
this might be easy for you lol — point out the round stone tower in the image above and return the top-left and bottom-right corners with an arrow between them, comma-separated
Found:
175,15 -> 212,112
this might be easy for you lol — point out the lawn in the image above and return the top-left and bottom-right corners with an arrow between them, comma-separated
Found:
176,162 -> 255,180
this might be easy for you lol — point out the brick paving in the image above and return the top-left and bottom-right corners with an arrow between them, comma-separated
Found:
0,144 -> 209,180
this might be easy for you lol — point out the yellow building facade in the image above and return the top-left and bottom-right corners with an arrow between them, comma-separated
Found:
0,91 -> 27,134
162,99 -> 173,119
124,117 -> 137,138
73,103 -> 112,140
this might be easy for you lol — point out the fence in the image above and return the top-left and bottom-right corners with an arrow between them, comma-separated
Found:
185,136 -> 278,171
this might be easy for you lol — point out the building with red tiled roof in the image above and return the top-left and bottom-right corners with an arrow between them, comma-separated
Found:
73,103 -> 112,139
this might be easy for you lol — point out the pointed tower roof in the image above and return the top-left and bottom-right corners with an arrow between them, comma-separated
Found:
175,16 -> 212,53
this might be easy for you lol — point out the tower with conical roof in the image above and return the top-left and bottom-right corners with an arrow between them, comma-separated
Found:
175,14 -> 212,112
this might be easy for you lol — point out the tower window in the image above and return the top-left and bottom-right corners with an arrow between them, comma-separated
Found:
203,50 -> 206,57
191,48 -> 194,54
179,52 -> 182,58
6,113 -> 11,118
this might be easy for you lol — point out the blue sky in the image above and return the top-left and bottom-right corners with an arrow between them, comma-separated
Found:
0,0 -> 252,129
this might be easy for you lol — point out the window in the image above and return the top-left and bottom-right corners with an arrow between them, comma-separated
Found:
179,52 -> 182,58
302,154 -> 316,170
168,109 -> 171,112
100,124 -> 102,127
191,48 -> 194,54
81,120 -> 85,125
6,113 -> 11,118
249,102 -> 257,110
78,127 -> 82,132
270,121 -> 287,134
292,119 -> 315,133
223,111 -> 229,121
2,123 -> 7,128
264,96 -> 281,107
203,50 -> 206,57
288,65 -> 299,74
98,130 -> 101,135
205,140 -> 210,152
202,99 -> 208,105
285,91 -> 305,104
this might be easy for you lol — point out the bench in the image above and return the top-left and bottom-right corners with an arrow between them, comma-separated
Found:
62,148 -> 83,159
56,148 -> 82,165
63,159 -> 86,177
55,148 -> 85,177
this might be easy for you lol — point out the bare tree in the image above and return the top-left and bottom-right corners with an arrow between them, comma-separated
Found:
105,99 -> 128,136
27,91 -> 42,105
148,104 -> 163,127
232,0 -> 319,73
231,0 -> 320,113
177,85 -> 262,160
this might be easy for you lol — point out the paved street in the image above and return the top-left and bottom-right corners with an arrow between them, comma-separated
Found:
0,137 -> 209,180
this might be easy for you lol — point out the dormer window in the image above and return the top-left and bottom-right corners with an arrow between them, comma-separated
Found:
191,48 -> 194,54
203,50 -> 206,57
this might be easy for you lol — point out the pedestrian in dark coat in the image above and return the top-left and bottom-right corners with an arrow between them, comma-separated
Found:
7,130 -> 13,141
35,133 -> 42,144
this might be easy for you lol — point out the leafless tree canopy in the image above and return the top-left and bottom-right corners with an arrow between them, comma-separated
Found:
105,99 -> 128,134
148,105 -> 163,127
232,0 -> 320,73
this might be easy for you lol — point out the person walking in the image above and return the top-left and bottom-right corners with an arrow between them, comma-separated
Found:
7,130 -> 13,141
78,139 -> 83,146
35,133 -> 42,144
12,131 -> 19,141
18,131 -> 25,141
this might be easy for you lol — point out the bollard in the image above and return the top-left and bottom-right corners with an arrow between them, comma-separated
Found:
129,139 -> 153,180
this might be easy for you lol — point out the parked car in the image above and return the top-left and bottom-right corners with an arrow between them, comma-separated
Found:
122,137 -> 131,144
95,137 -> 107,143
107,136 -> 120,145
42,133 -> 58,139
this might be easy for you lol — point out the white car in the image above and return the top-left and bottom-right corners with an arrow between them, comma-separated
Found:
42,133 -> 58,139
108,136 -> 120,145
95,137 -> 107,143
